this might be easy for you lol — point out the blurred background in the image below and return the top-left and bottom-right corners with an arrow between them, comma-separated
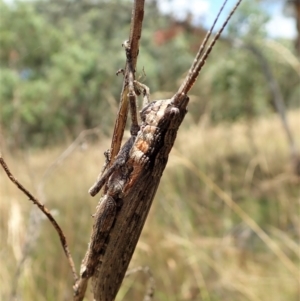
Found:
0,0 -> 299,300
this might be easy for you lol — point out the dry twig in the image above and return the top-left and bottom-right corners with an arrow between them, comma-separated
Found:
0,155 -> 78,282
108,0 -> 145,166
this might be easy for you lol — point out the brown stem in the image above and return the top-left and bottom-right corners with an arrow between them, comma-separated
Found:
108,0 -> 145,165
0,155 -> 78,283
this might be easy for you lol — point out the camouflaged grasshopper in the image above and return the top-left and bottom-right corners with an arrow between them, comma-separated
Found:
74,0 -> 243,300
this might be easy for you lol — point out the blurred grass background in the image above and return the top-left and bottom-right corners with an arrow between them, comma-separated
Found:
0,0 -> 300,300
1,110 -> 299,300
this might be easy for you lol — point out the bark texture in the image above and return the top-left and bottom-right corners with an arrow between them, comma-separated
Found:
92,94 -> 189,300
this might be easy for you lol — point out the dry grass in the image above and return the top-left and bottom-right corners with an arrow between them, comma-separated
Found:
1,110 -> 299,301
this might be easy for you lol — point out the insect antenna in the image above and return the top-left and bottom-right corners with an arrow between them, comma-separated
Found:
186,0 -> 229,82
178,0 -> 243,95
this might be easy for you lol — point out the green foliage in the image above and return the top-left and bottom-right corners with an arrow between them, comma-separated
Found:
0,0 -> 187,147
0,0 -> 298,147
189,0 -> 299,123
226,0 -> 270,40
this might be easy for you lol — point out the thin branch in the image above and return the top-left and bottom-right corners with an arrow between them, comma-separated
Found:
0,155 -> 78,283
108,0 -> 145,166
244,42 -> 300,175
244,43 -> 297,156
8,127 -> 100,300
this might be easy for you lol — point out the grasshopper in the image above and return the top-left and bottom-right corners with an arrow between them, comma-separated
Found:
74,0 -> 243,300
